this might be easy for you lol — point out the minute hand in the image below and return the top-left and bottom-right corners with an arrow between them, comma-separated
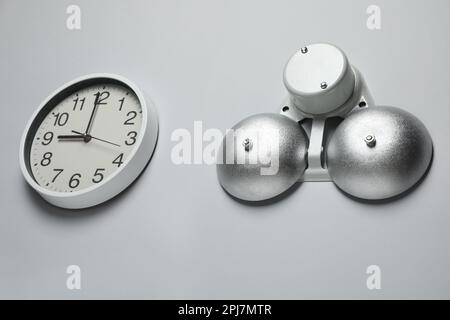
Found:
85,93 -> 100,135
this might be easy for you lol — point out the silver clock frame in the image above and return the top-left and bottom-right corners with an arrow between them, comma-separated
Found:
19,73 -> 159,209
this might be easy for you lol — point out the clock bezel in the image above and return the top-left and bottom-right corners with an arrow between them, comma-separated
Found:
19,73 -> 159,209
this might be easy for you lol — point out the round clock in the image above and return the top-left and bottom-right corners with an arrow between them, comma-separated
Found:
19,73 -> 159,209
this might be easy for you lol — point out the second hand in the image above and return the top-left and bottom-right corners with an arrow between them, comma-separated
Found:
71,130 -> 121,147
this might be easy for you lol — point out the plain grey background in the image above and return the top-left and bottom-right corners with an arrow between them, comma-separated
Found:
0,0 -> 449,299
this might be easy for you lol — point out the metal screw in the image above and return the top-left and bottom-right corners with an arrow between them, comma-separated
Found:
300,47 -> 308,54
320,82 -> 328,89
242,138 -> 253,152
364,134 -> 376,147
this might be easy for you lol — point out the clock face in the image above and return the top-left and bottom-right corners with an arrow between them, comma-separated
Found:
29,82 -> 143,193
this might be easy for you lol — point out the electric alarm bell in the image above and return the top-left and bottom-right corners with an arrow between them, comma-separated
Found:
217,43 -> 433,202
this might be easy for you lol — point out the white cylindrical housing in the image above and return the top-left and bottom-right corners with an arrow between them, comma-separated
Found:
283,43 -> 355,115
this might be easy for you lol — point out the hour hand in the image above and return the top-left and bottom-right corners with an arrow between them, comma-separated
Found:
57,134 -> 85,140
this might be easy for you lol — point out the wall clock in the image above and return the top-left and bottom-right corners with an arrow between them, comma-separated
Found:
19,73 -> 158,209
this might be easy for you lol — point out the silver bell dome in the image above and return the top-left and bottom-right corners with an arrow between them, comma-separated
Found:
216,113 -> 308,201
326,106 -> 433,200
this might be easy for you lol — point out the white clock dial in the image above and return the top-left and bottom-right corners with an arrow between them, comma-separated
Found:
20,74 -> 159,209
30,84 -> 142,192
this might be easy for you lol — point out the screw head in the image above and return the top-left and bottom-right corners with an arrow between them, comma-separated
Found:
364,134 -> 376,147
320,82 -> 328,89
242,138 -> 253,151
300,47 -> 308,54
